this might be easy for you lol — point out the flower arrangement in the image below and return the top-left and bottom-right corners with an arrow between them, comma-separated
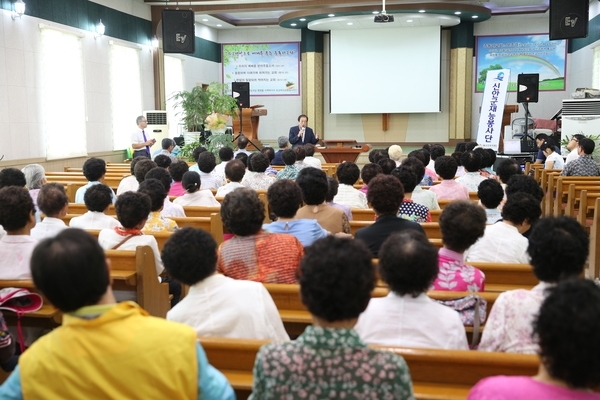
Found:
204,113 -> 229,132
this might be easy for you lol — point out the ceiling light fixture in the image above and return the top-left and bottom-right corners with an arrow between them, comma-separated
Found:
328,14 -> 335,17
216,24 -> 222,27
347,22 -> 353,25
372,11 -> 379,14
472,15 -> 479,19
418,10 -> 425,13
299,18 -> 306,21
12,0 -> 26,20
454,11 -> 462,15
407,19 -> 413,22
291,23 -> 297,26
202,18 -> 208,22
95,19 -> 105,38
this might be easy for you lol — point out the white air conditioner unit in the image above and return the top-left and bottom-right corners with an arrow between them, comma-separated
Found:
562,99 -> 600,138
143,110 -> 169,154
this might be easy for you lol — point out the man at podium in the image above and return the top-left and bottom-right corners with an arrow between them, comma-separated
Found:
289,114 -> 319,148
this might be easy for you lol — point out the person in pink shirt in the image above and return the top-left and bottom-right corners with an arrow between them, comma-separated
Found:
359,163 -> 382,195
429,156 -> 469,200
168,160 -> 189,197
433,200 -> 486,292
468,279 -> 600,400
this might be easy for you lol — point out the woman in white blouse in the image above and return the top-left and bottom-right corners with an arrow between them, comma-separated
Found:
173,171 -> 220,207
541,139 -> 564,170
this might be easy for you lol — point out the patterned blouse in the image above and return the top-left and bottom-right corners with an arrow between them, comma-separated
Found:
142,211 -> 178,233
217,230 -> 303,283
276,165 -> 300,180
250,326 -> 415,400
433,247 -> 485,292
478,282 -> 553,354
243,173 -> 277,191
561,154 -> 600,176
399,199 -> 431,223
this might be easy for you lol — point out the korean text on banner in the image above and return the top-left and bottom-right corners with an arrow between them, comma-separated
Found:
476,69 -> 511,152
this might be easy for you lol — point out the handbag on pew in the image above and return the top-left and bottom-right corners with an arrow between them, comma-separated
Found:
436,295 -> 487,348
0,288 -> 43,353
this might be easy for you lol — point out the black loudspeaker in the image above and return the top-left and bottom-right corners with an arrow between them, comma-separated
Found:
162,10 -> 195,54
232,82 -> 250,108
550,0 -> 589,40
517,74 -> 539,103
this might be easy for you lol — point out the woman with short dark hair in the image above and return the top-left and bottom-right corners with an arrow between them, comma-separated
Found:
173,171 -> 220,207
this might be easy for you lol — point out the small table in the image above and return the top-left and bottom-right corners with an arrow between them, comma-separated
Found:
317,140 -> 371,163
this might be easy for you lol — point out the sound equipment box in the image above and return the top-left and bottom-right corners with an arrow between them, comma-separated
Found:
232,82 -> 250,108
517,73 -> 539,103
162,10 -> 195,54
550,0 -> 588,40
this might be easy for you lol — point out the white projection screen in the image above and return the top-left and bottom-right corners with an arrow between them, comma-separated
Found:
330,26 -> 441,114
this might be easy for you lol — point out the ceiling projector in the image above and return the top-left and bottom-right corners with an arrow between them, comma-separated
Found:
374,12 -> 394,23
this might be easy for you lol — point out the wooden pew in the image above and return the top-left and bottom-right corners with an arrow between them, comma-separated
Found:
350,209 -> 441,223
199,336 -> 539,400
469,262 -> 538,292
546,175 -> 600,217
349,221 -> 442,239
588,197 -> 600,279
0,280 -> 62,328
45,175 -> 124,191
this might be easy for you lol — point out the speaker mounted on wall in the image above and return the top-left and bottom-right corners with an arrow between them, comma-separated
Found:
549,0 -> 589,40
232,82 -> 250,108
162,9 -> 195,54
517,73 -> 540,103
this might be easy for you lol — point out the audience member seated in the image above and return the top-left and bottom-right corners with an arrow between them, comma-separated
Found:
133,158 -> 157,186
303,144 -> 322,169
30,183 -> 68,240
145,167 -> 185,218
216,160 -> 246,197
242,153 -> 276,191
271,136 -> 289,166
275,149 -> 299,180
74,158 -> 116,204
496,158 -> 522,189
260,147 -> 278,176
533,133 -> 558,165
98,191 -> 164,278
296,168 -> 350,234
234,135 -> 252,158
138,179 -> 178,233
428,144 -> 446,173
452,151 -> 466,177
564,134 -> 585,165
293,146 -> 308,170
561,138 -> 600,176
484,149 -> 497,176
388,144 -> 403,167
69,184 -> 119,230
0,229 -> 234,400
505,175 -> 544,238
326,177 -> 353,221
263,180 -> 328,246
333,162 -> 368,209
466,193 -> 540,264
218,188 -> 303,283
0,168 -> 26,190
168,160 -> 189,197
474,148 -> 495,179
250,236 -> 414,399
429,156 -> 469,200
188,146 -> 207,174
173,171 -> 220,207
456,151 -> 488,192
163,228 -> 289,341
234,152 -> 248,168
408,149 -> 436,184
241,153 -> 257,184
355,175 -> 424,257
197,151 -> 225,190
392,167 -> 431,223
470,279 -> 600,400
378,158 -> 397,175
477,179 -> 504,224
21,164 -> 46,213
213,147 -> 233,184
433,201 -> 486,291
153,154 -> 172,170
358,163 -> 382,195
117,156 -> 144,196
478,216 -> 588,354
541,139 -> 563,170
152,138 -> 178,163
355,230 -> 468,350
368,149 -> 388,164
0,187 -> 37,279
400,157 -> 440,210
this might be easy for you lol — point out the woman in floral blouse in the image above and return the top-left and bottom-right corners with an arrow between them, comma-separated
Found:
432,200 -> 486,292
249,236 -> 415,399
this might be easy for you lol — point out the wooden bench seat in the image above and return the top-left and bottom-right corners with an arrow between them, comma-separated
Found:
199,336 -> 539,400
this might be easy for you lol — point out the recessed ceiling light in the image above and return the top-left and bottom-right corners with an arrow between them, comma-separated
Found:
407,19 -> 413,22
328,14 -> 335,17
347,22 -> 353,25
472,15 -> 479,19
419,10 -> 426,13
299,18 -> 306,21
372,11 -> 379,14
216,24 -> 222,27
291,23 -> 297,26
202,18 -> 208,22
454,11 -> 462,15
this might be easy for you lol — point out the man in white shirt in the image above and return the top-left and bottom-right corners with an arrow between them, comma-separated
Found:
216,160 -> 245,197
131,115 -> 155,159
31,183 -> 68,241
233,136 -> 252,158
0,186 -> 38,280
163,228 -> 289,341
70,184 -> 119,230
213,147 -> 234,184
355,230 -> 467,350
465,192 -> 541,264
74,158 -> 117,204
332,162 -> 368,209
564,134 -> 585,165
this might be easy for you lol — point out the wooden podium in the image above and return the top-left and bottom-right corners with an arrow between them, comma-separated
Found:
231,105 -> 267,141
318,140 -> 371,163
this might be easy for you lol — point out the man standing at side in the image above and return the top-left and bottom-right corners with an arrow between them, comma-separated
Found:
131,115 -> 156,158
289,114 -> 319,148
561,138 -> 600,176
